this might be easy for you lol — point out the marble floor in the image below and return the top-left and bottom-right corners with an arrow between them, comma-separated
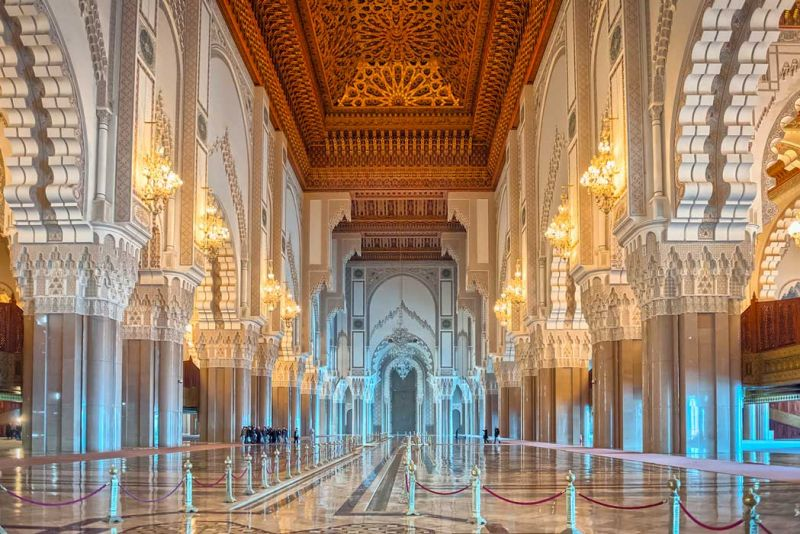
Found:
0,439 -> 798,533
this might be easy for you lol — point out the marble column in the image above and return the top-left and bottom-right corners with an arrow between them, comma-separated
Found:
301,390 -> 311,435
592,339 -> 643,449
521,374 -> 535,441
272,385 -> 289,428
499,387 -> 510,437
534,367 -> 589,445
642,311 -> 742,458
579,276 -> 643,451
626,241 -> 751,459
743,402 -> 770,441
508,385 -> 521,439
17,241 -> 138,454
196,323 -> 258,442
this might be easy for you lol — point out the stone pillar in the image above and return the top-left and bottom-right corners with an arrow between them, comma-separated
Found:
528,327 -> 591,445
626,239 -> 752,459
15,242 -> 139,454
521,373 -> 535,441
499,387 -> 510,437
196,322 -> 258,442
534,367 -> 589,444
485,382 -> 498,433
122,276 -> 196,448
579,274 -> 643,450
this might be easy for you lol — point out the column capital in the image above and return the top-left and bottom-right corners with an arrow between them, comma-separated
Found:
122,269 -> 202,342
195,320 -> 260,368
494,360 -> 520,388
528,322 -> 591,370
577,269 -> 641,344
624,235 -> 753,322
12,237 -> 140,321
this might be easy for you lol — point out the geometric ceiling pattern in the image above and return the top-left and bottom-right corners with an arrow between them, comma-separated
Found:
219,0 -> 561,190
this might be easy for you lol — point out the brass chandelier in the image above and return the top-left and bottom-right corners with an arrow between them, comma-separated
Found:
493,290 -> 512,328
580,116 -> 622,214
140,145 -> 182,216
196,191 -> 230,259
261,259 -> 283,312
504,260 -> 525,305
281,288 -> 301,322
494,259 -> 525,328
544,192 -> 575,259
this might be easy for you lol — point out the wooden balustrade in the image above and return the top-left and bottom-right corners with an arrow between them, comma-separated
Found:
0,302 -> 23,354
741,296 -> 800,353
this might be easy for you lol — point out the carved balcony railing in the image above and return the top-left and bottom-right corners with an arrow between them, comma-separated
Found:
742,297 -> 800,353
0,301 -> 23,354
742,296 -> 800,386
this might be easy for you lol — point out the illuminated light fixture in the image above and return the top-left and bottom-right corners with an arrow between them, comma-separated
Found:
504,260 -> 526,305
788,210 -> 800,247
580,116 -> 622,214
544,192 -> 575,259
197,191 -> 230,259
493,290 -> 512,328
261,259 -> 283,312
140,146 -> 182,215
281,289 -> 301,322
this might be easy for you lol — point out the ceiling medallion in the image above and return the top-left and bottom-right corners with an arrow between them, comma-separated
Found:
337,60 -> 459,107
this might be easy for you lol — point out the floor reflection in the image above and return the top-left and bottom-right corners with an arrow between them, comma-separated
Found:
0,439 -> 797,533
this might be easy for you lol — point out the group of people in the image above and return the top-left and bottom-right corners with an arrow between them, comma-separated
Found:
239,426 -> 299,445
3,424 -> 21,440
482,427 -> 501,444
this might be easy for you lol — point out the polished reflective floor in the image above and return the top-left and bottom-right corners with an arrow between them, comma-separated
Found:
1,439 -> 798,533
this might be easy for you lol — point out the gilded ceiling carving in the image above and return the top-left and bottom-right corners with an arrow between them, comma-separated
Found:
220,0 -> 560,190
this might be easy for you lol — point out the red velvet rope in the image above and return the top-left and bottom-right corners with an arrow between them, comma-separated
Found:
578,492 -> 666,510
679,501 -> 744,531
120,479 -> 183,503
192,473 -> 227,488
2,483 -> 108,507
415,480 -> 470,496
758,524 -> 773,534
483,486 -> 564,506
232,467 -> 248,480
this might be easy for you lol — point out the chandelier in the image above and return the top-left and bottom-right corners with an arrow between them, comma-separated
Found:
788,210 -> 800,247
493,290 -> 512,327
197,193 -> 230,259
580,116 -> 621,214
503,260 -> 525,305
140,146 -> 182,215
544,192 -> 575,259
281,290 -> 301,321
261,259 -> 282,312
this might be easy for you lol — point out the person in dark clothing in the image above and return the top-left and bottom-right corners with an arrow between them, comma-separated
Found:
483,429 -> 489,443
293,428 -> 299,445
493,427 -> 500,444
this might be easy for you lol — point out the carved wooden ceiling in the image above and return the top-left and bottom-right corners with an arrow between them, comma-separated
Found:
219,0 -> 561,190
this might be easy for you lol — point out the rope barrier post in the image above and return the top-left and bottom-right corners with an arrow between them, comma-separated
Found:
223,456 -> 236,503
406,460 -> 420,516
183,459 -> 198,514
244,453 -> 255,496
261,451 -> 270,489
562,470 -> 582,534
743,487 -> 761,534
667,475 -> 680,534
470,465 -> 486,526
106,465 -> 122,523
274,448 -> 281,483
286,445 -> 293,479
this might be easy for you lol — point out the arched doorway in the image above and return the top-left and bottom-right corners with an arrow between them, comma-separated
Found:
390,365 -> 417,434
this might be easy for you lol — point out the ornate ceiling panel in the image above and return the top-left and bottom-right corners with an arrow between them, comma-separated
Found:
219,0 -> 560,190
